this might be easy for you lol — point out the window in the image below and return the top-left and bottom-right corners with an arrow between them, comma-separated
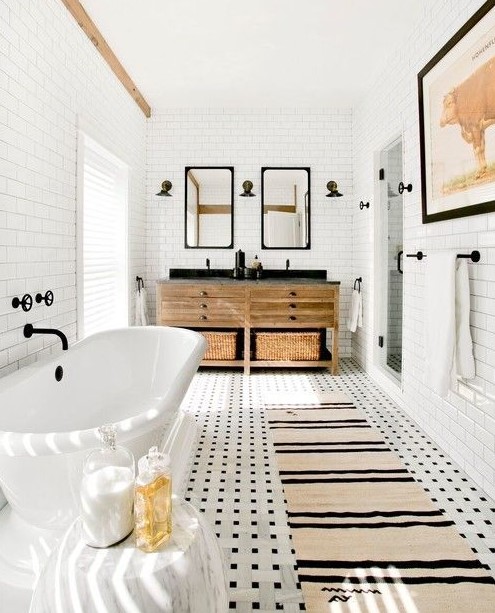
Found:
77,132 -> 128,339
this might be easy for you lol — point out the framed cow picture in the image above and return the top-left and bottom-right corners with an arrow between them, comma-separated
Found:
418,0 -> 495,223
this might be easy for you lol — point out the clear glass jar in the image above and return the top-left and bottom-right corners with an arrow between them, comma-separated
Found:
80,424 -> 135,548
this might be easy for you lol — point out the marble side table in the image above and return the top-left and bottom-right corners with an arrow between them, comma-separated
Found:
30,498 -> 228,613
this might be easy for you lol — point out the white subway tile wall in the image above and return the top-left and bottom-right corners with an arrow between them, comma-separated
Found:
0,0 -> 147,376
146,109 -> 354,357
352,0 -> 495,498
1,0 -> 494,503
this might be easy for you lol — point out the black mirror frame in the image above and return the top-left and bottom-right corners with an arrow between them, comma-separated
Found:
261,166 -> 311,250
184,166 -> 234,249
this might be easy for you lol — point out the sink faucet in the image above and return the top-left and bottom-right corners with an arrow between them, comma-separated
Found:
286,259 -> 290,270
23,324 -> 68,350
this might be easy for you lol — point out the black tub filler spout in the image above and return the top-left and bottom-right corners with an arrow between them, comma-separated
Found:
23,324 -> 68,350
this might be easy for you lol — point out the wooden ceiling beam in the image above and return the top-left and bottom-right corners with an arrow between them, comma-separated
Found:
60,0 -> 151,118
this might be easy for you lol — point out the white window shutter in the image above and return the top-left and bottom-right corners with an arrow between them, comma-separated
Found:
78,134 -> 128,339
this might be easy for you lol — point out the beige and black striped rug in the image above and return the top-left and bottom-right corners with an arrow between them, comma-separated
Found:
265,391 -> 495,612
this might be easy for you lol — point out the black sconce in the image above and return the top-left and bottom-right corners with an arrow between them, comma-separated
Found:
326,180 -> 343,197
156,180 -> 173,196
239,180 -> 255,197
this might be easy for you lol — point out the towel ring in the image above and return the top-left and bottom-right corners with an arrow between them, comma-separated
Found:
353,277 -> 362,292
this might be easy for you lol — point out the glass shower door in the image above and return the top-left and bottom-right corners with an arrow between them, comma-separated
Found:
378,138 -> 404,380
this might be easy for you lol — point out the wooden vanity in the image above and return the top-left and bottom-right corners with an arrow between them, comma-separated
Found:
156,278 -> 340,375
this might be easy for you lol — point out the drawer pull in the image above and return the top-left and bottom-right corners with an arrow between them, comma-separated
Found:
289,315 -> 296,321
289,291 -> 297,297
289,303 -> 296,309
199,303 -> 207,309
199,291 -> 208,297
199,315 -> 207,321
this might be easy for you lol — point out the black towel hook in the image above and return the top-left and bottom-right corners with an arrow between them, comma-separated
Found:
398,182 -> 413,194
353,277 -> 362,292
136,276 -> 144,291
406,251 -> 425,260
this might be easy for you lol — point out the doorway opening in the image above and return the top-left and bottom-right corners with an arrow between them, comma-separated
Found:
376,136 -> 404,383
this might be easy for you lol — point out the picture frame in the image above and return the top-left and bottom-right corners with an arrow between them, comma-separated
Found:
418,0 -> 495,223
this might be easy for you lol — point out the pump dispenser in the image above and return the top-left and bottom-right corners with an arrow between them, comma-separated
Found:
80,424 -> 135,548
134,446 -> 172,552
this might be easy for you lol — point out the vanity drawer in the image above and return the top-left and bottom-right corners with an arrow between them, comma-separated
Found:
249,310 -> 334,327
250,286 -> 336,301
162,285 -> 245,299
160,299 -> 245,326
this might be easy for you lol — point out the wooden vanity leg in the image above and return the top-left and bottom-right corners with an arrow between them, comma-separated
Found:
244,326 -> 250,375
331,327 -> 339,375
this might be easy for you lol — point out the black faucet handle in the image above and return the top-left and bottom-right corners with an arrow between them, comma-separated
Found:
12,294 -> 33,312
206,258 -> 210,270
286,259 -> 290,270
35,290 -> 54,306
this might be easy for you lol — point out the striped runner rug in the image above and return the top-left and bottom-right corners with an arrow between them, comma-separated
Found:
264,391 -> 495,612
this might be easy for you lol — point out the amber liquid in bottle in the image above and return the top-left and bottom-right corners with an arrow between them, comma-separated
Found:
135,474 -> 172,552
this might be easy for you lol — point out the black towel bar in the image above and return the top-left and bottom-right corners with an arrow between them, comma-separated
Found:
405,250 -> 480,262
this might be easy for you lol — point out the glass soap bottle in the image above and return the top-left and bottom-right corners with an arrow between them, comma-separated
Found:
134,446 -> 172,552
80,424 -> 135,548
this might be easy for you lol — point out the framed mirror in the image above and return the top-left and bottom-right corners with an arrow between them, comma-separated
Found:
185,166 -> 234,248
261,167 -> 310,249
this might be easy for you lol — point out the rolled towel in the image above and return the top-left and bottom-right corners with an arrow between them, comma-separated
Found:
347,288 -> 363,333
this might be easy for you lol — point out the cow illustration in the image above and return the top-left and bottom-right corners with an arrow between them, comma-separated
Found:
440,57 -> 495,177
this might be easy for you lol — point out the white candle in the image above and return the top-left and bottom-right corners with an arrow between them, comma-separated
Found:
81,465 -> 134,548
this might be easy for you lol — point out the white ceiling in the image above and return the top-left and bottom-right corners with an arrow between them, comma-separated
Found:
80,0 -> 429,112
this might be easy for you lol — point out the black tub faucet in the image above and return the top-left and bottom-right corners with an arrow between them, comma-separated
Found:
23,324 -> 68,350
206,258 -> 210,273
286,259 -> 290,270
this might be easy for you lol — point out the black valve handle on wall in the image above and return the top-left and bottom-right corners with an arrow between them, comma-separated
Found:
35,290 -> 54,306
12,294 -> 33,312
359,201 -> 370,210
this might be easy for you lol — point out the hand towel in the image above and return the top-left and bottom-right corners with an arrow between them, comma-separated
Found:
347,288 -> 363,333
134,287 -> 148,326
425,251 -> 475,396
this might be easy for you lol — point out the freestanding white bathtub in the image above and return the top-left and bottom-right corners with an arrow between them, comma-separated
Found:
0,326 -> 206,609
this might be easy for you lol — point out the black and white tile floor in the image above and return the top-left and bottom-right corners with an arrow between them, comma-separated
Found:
181,359 -> 495,612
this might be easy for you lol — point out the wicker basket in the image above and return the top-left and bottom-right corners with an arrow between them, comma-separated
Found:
201,331 -> 238,360
254,331 -> 320,361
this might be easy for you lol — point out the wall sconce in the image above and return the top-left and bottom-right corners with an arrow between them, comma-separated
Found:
156,180 -> 173,196
239,180 -> 255,197
326,180 -> 343,197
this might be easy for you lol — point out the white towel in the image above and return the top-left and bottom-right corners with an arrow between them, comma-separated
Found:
134,287 -> 148,326
347,289 -> 363,333
425,251 -> 475,396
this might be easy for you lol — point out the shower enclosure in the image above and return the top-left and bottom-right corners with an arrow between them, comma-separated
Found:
377,137 -> 404,381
